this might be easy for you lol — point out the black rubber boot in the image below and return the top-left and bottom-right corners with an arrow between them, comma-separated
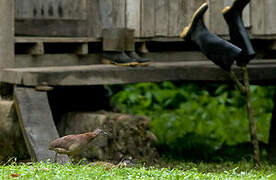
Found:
180,3 -> 242,71
125,51 -> 150,66
222,0 -> 255,66
102,52 -> 138,66
102,28 -> 137,66
125,29 -> 151,66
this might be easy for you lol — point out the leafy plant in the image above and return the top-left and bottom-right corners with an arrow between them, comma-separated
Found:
1,161 -> 275,179
107,82 -> 275,160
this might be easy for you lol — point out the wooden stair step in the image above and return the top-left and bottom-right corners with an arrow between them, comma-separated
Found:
1,60 -> 276,86
14,87 -> 70,163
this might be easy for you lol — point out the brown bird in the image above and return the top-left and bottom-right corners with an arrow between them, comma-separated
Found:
48,128 -> 110,162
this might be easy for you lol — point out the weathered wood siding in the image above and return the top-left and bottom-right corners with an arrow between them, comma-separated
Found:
126,0 -> 141,37
14,0 -> 275,38
208,0 -> 250,35
15,0 -> 87,20
251,0 -> 276,35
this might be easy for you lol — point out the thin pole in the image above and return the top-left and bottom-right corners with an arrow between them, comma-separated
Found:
242,65 -> 260,167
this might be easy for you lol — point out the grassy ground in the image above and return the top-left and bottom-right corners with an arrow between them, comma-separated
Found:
1,160 -> 275,180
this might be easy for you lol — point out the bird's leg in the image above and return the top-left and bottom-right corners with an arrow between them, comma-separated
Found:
54,152 -> 57,163
69,155 -> 73,164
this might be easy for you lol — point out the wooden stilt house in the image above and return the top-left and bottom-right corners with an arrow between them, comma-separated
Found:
0,0 -> 276,163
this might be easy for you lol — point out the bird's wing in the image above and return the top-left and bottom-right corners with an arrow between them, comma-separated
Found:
48,135 -> 78,150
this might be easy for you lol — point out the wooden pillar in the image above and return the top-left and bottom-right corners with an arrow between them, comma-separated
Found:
0,0 -> 15,72
269,89 -> 276,164
0,0 -> 15,98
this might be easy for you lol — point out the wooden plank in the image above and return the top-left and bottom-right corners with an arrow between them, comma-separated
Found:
168,0 -> 183,36
15,54 -> 101,68
141,0 -> 155,37
87,0 -> 102,37
208,0 -> 252,34
2,60 -> 276,86
155,0 -> 169,37
113,0 -> 126,28
99,0 -> 113,29
208,0 -> 227,35
15,36 -> 183,43
14,34 -> 276,44
14,87 -> 70,163
243,0 -> 250,28
126,0 -> 141,37
250,0 -> 276,35
252,0 -> 276,35
146,51 -> 208,62
15,20 -> 87,37
0,0 -> 15,74
15,37 -> 100,43
99,0 -> 126,29
14,52 -> 205,68
15,0 -> 88,37
264,0 -> 276,35
15,0 -> 87,20
223,0 -> 250,28
251,0 -> 265,35
169,0 -> 205,37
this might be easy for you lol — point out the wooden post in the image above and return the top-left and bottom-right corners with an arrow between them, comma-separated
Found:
269,89 -> 276,164
0,0 -> 15,72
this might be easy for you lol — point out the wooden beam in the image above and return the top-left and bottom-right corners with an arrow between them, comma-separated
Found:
146,51 -> 208,62
2,60 -> 276,86
15,54 -> 101,68
0,0 -> 15,72
14,87 -> 70,163
14,51 -> 206,68
14,35 -> 276,44
15,20 -> 87,37
15,37 -> 100,43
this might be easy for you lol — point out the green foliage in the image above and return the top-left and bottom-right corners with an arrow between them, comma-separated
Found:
1,161 -> 275,179
108,82 -> 275,159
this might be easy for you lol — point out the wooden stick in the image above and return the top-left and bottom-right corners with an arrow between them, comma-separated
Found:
268,90 -> 276,163
241,65 -> 260,167
228,70 -> 246,93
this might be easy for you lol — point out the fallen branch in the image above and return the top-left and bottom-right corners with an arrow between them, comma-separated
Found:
241,65 -> 260,167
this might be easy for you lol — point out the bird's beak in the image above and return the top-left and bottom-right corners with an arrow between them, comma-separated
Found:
102,130 -> 111,136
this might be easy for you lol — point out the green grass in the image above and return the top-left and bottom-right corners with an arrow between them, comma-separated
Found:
1,161 -> 275,180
